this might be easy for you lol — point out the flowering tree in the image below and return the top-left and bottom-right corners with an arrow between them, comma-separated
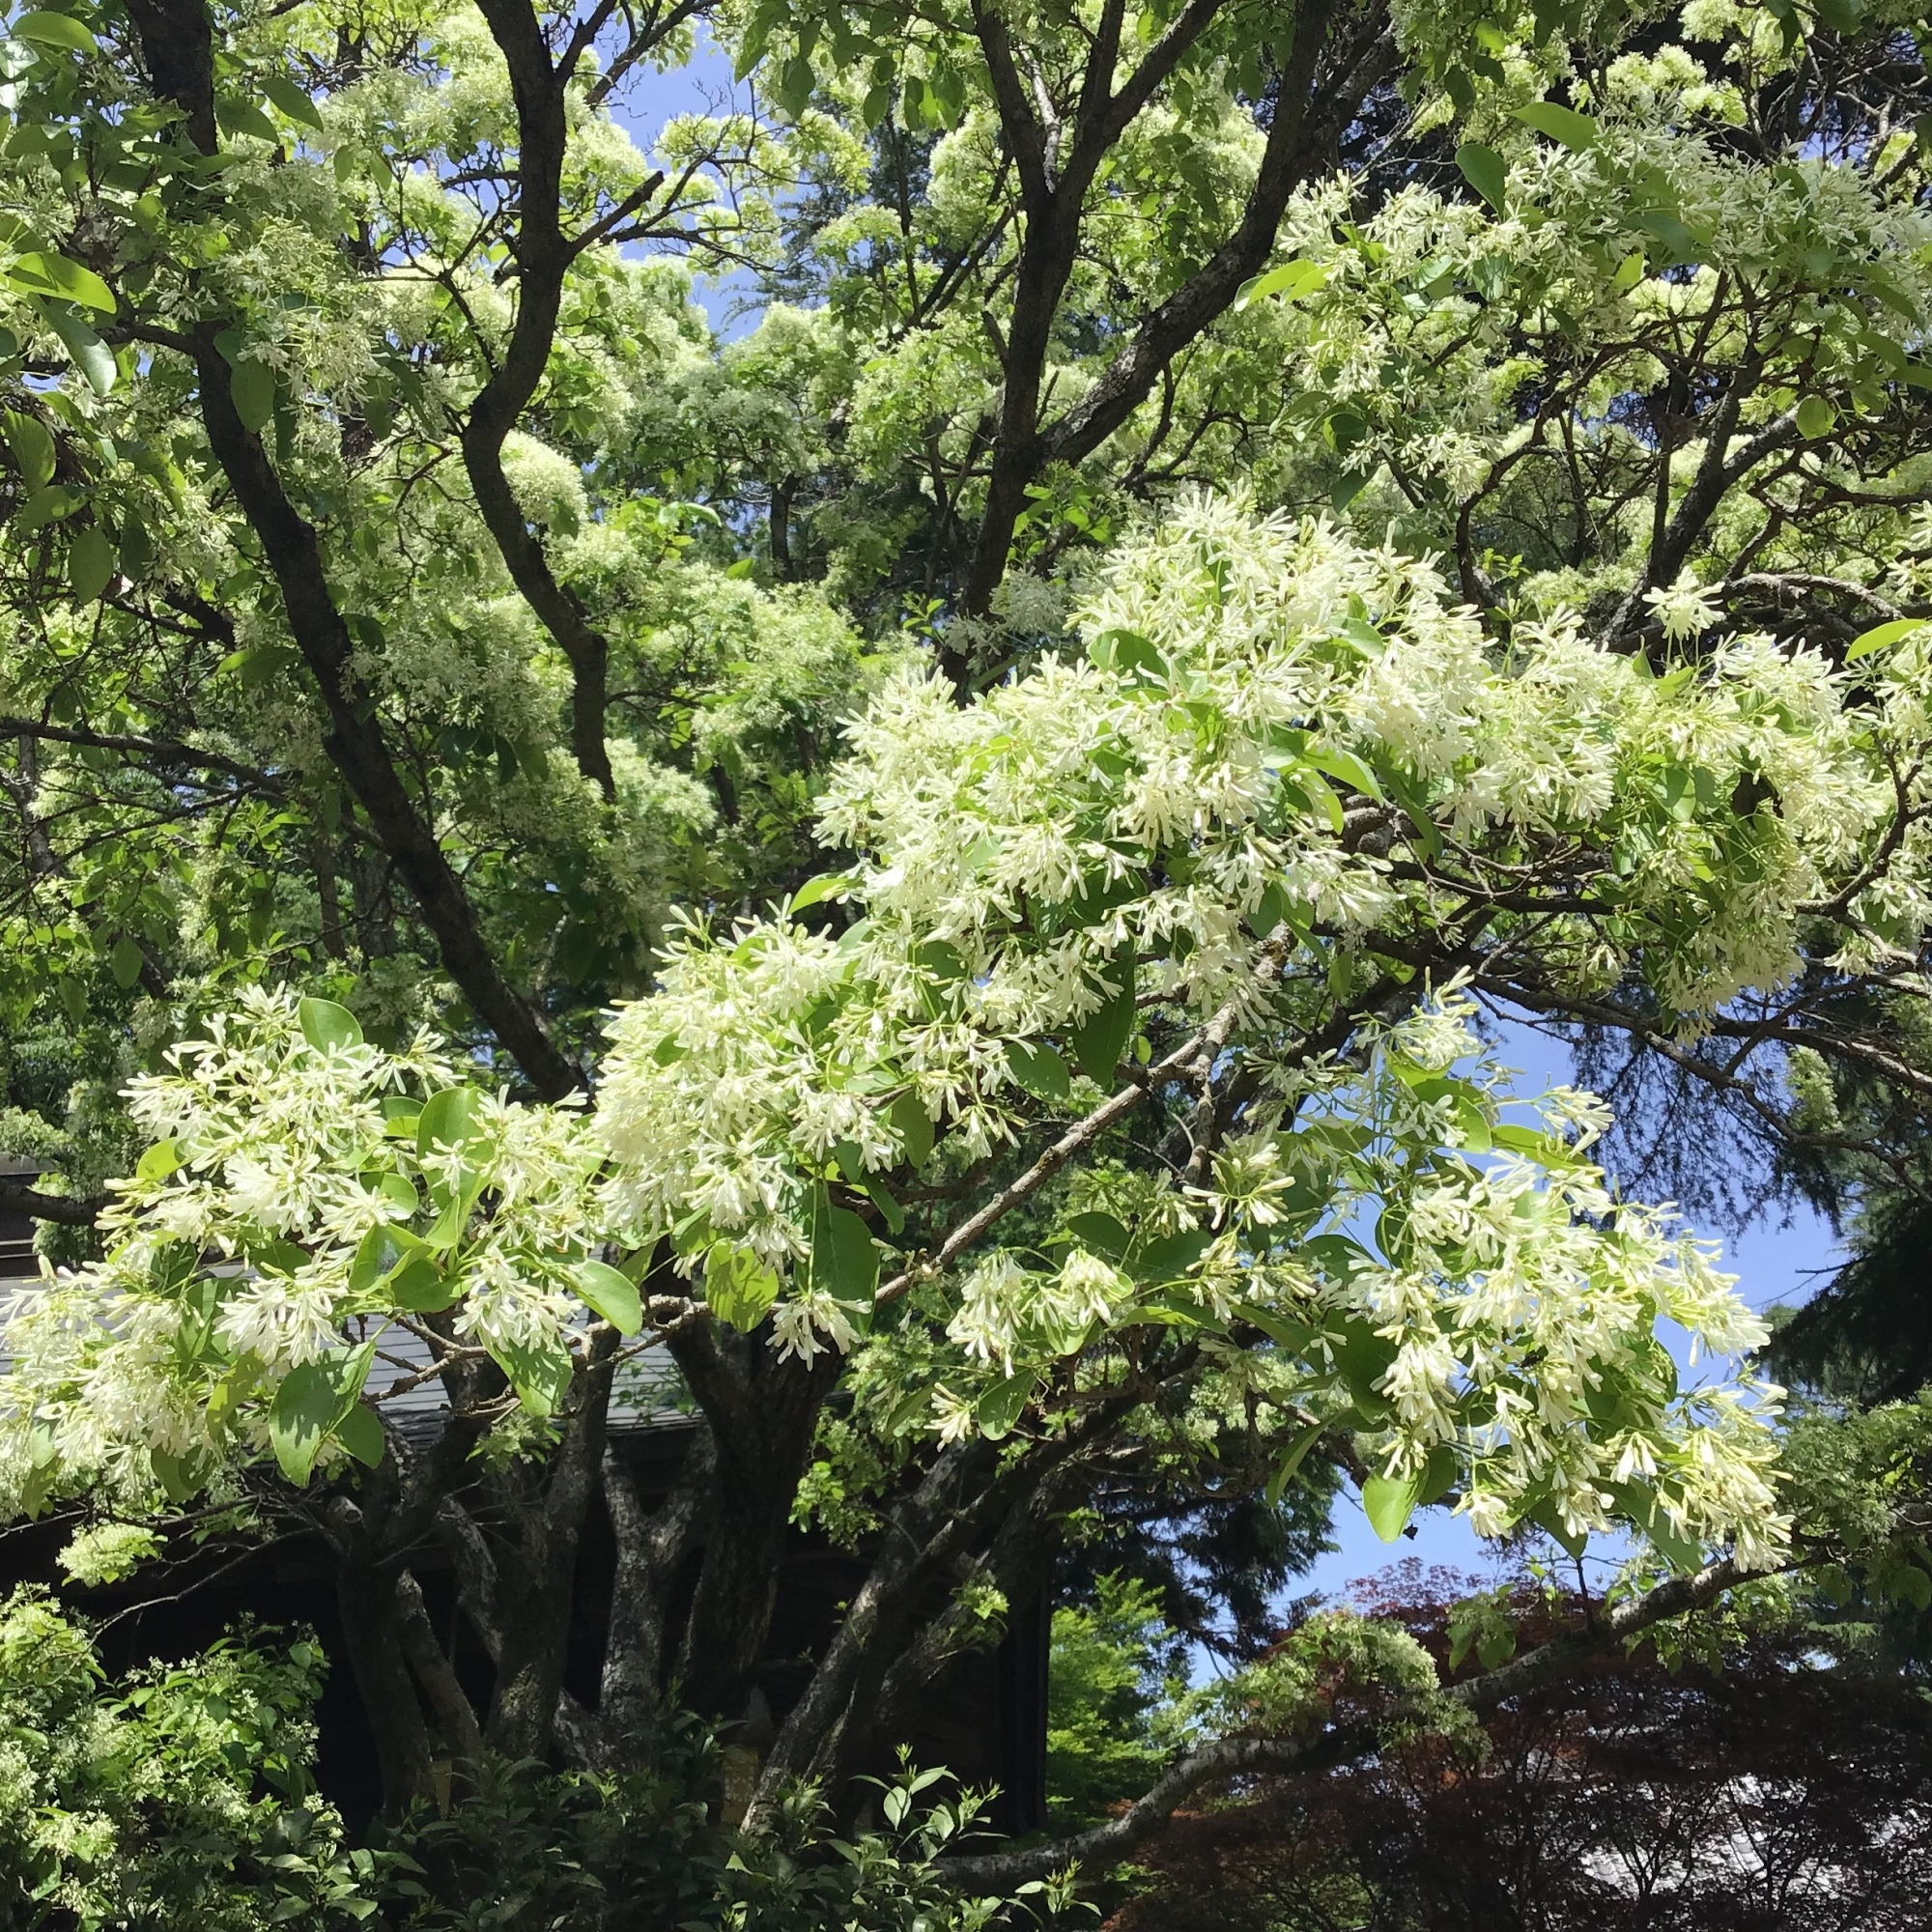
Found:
0,0 -> 1931,1891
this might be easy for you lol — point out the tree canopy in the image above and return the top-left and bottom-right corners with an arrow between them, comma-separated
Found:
3,0 -> 1932,1905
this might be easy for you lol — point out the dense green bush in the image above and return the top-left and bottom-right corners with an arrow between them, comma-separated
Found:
0,1591 -> 1055,1932
0,1588 -> 376,1928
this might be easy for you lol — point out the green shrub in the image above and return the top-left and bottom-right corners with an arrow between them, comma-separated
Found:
0,1590 -> 1059,1932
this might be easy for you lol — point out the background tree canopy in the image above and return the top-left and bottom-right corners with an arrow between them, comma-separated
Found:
3,0 -> 1932,1918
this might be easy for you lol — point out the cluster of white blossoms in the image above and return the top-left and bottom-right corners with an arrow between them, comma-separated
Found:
8,497 -> 1922,1571
0,988 -> 611,1510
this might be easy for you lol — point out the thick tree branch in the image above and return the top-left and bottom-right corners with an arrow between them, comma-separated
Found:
0,716 -> 282,790
117,0 -> 582,1098
0,1179 -> 103,1228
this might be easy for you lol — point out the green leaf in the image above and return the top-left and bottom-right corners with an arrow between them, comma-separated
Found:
1606,1482 -> 1704,1572
1513,100 -> 1597,149
1264,1421 -> 1326,1507
489,1335 -> 574,1417
1306,744 -> 1383,801
863,1178 -> 905,1234
1088,627 -> 1167,681
1847,618 -> 1926,662
1007,1039 -> 1071,1104
575,1258 -> 642,1334
231,358 -> 277,435
1795,394 -> 1836,440
803,1183 -> 877,1313
1240,1305 -> 1319,1351
349,1221 -> 421,1294
135,1139 -> 180,1184
10,11 -> 96,52
43,302 -> 114,394
298,995 -> 362,1053
268,1345 -> 374,1487
1133,1227 -> 1213,1282
1363,1469 -> 1421,1542
109,932 -> 144,989
14,484 -> 77,533
416,1087 -> 485,1160
777,52 -> 814,115
1234,258 -> 1329,311
263,71 -> 325,130
1068,947 -> 1136,1085
976,1371 -> 1037,1440
890,1091 -> 933,1168
425,1172 -> 482,1247
66,525 -> 112,603
4,409 -> 54,490
151,1445 -> 207,1504
1417,1442 -> 1458,1506
1455,142 -> 1507,212
1065,1210 -> 1132,1263
8,250 -> 114,312
1526,1498 -> 1588,1560
788,869 -> 856,913
389,1254 -> 451,1312
704,1241 -> 781,1332
215,95 -> 281,144
334,1403 -> 385,1467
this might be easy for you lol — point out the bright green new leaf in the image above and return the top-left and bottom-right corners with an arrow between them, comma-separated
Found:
705,1241 -> 781,1331
1846,618 -> 1927,663
1363,1468 -> 1422,1542
298,995 -> 363,1053
788,869 -> 856,912
10,11 -> 96,52
575,1258 -> 643,1333
1234,258 -> 1329,311
134,1139 -> 180,1184
1796,395 -> 1837,440
8,250 -> 114,313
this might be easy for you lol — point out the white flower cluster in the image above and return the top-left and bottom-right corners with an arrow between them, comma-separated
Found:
10,497 -> 1919,1572
0,989 -> 611,1511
